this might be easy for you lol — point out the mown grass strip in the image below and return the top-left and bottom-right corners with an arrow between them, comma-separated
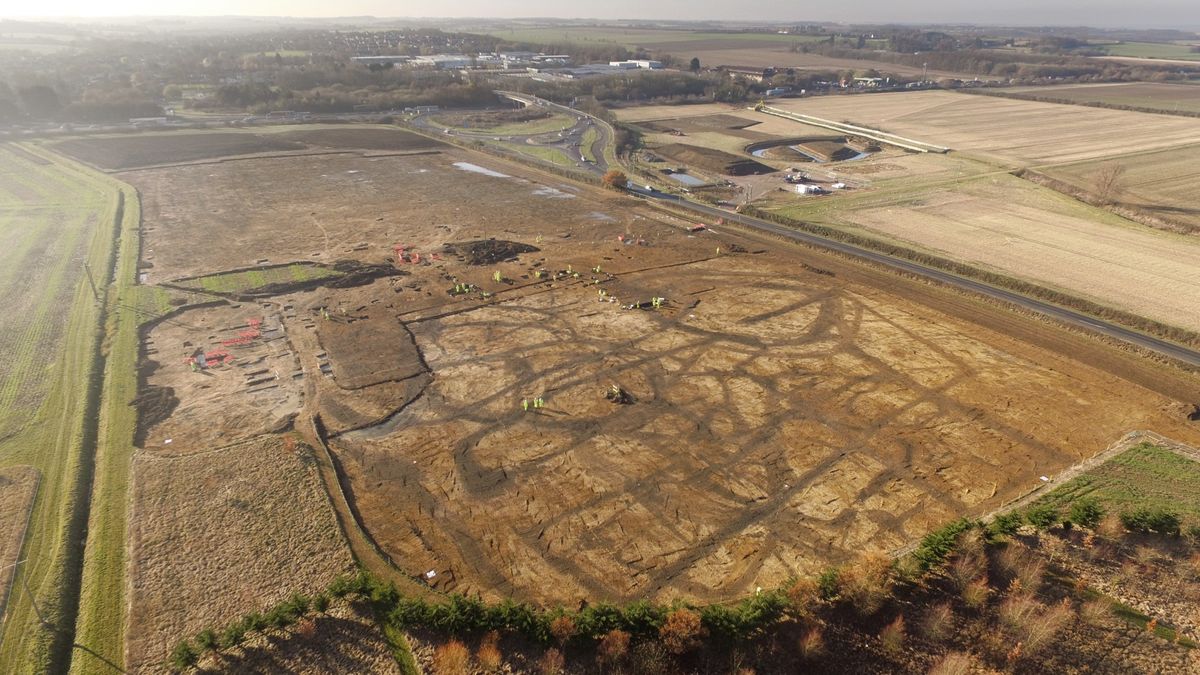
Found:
69,175 -> 141,675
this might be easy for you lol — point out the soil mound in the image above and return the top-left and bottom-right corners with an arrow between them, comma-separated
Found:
443,239 -> 540,266
655,143 -> 774,176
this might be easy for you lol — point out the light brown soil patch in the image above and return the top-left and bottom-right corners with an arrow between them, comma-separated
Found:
316,306 -> 426,390
331,240 -> 1200,607
125,435 -> 354,673
140,303 -> 303,454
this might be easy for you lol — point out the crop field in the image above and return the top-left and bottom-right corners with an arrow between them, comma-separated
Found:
0,144 -> 111,432
767,91 -> 1200,165
770,173 -> 1200,332
1100,41 -> 1200,61
0,143 -> 124,674
1039,146 -> 1200,231
102,129 -> 1200,617
1033,442 -> 1200,524
125,435 -> 355,672
1006,82 -> 1200,114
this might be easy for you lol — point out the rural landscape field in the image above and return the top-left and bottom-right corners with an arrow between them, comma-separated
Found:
3,11 -> 1200,675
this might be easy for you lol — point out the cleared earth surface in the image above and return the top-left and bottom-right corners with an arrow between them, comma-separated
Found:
45,126 -> 1200,670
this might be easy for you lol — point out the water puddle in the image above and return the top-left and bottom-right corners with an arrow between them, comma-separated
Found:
667,172 -> 705,186
532,186 -> 576,199
453,161 -> 510,178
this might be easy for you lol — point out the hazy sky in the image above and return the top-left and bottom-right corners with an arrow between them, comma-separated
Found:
5,1 -> 1197,29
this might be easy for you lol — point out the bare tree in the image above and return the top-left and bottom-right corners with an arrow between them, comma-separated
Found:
1092,162 -> 1126,205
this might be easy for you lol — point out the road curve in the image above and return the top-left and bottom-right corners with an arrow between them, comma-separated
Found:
630,188 -> 1200,369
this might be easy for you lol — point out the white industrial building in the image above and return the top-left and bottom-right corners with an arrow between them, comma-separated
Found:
609,60 -> 664,70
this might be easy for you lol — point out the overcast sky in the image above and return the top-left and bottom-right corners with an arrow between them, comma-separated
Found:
5,1 -> 1197,30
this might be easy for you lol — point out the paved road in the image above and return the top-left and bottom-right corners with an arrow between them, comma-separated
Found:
626,187 -> 1200,369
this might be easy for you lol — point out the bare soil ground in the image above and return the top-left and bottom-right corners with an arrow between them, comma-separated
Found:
815,175 -> 1200,332
52,132 -> 305,170
52,126 -> 443,172
0,466 -> 38,623
272,126 -> 446,151
768,91 -> 1200,165
653,143 -> 774,175
120,131 -> 1200,658
125,435 -> 355,672
140,303 -> 303,454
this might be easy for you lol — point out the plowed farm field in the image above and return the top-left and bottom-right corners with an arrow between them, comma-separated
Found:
767,91 -> 1200,165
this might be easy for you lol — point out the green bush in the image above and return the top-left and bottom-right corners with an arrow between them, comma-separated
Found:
313,593 -> 331,613
699,604 -> 741,641
1120,508 -> 1181,536
1025,504 -> 1059,530
243,611 -> 267,632
987,512 -> 1023,538
218,621 -> 248,648
169,640 -> 198,671
431,594 -> 487,633
622,600 -> 666,639
816,567 -> 840,600
194,628 -> 217,651
576,603 -> 625,639
913,519 -> 977,570
1069,498 -> 1105,529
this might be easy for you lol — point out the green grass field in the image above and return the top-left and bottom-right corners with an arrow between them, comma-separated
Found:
0,144 -> 124,673
581,127 -> 599,162
1033,443 -> 1200,524
176,262 -> 340,295
1101,41 -> 1200,61
493,141 -> 577,167
1008,83 -> 1200,114
70,174 -> 141,675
